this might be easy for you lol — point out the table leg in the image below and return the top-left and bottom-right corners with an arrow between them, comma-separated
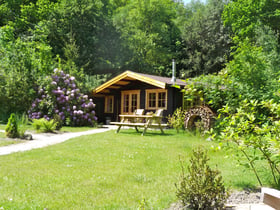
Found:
135,126 -> 139,132
142,119 -> 151,136
159,124 -> 164,134
116,125 -> 122,133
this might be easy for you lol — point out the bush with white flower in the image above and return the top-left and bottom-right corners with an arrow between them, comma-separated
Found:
28,69 -> 97,126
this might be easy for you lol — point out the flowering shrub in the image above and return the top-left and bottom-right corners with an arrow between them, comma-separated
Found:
28,69 -> 97,126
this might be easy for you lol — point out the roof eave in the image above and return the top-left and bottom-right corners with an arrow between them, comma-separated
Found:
93,71 -> 166,94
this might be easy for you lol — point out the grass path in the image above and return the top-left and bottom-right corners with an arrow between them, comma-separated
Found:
0,129 -> 266,209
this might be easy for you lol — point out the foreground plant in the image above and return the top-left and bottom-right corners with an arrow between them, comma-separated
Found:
176,147 -> 228,209
217,100 -> 280,188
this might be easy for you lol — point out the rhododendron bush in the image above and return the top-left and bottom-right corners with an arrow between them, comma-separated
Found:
28,69 -> 97,126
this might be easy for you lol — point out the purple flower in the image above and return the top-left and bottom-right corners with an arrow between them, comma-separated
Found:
51,81 -> 57,86
73,106 -> 76,110
70,76 -> 75,81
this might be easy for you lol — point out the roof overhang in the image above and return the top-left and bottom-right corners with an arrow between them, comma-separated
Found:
93,71 -> 166,95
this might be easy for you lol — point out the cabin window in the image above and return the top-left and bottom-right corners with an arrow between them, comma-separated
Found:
146,89 -> 167,110
105,96 -> 114,113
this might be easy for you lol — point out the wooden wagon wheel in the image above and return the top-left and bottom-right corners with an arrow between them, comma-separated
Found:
184,106 -> 215,131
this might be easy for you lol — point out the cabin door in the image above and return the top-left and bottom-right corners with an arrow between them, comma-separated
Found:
121,90 -> 140,115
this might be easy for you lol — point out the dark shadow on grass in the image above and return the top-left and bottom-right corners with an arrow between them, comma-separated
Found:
235,182 -> 260,192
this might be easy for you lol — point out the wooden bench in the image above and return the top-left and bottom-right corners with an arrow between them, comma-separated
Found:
261,187 -> 280,209
110,109 -> 167,136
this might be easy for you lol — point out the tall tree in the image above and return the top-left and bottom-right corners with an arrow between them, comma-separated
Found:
223,0 -> 280,44
179,0 -> 231,77
113,0 -> 181,76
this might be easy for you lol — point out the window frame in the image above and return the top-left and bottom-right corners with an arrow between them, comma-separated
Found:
104,95 -> 114,113
145,89 -> 168,110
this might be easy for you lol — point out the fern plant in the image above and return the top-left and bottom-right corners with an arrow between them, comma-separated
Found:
32,118 -> 57,133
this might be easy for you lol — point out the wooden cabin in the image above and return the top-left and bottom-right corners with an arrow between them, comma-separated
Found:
93,71 -> 186,124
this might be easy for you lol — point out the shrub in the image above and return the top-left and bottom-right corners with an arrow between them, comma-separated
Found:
167,108 -> 186,133
5,113 -> 19,138
176,147 -> 229,209
217,100 -> 280,188
15,114 -> 30,139
32,118 -> 57,133
28,69 -> 97,126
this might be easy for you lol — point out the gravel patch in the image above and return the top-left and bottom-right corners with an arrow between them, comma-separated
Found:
227,189 -> 261,204
167,189 -> 261,210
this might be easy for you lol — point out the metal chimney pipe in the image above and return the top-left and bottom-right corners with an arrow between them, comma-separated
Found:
171,59 -> 176,84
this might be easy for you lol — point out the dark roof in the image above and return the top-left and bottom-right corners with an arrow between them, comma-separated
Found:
93,70 -> 186,95
137,72 -> 186,87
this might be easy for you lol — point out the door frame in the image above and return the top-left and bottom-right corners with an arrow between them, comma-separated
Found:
120,90 -> 140,115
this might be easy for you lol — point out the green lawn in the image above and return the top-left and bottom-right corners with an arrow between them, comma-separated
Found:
0,129 -> 267,209
0,124 -> 94,132
0,132 -> 21,147
0,124 -> 6,130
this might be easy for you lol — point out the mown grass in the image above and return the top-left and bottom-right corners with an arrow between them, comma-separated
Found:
0,129 -> 268,209
0,132 -> 21,147
0,124 -> 6,130
0,123 -> 94,133
60,126 -> 95,133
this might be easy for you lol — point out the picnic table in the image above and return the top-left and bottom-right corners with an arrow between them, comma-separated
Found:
110,113 -> 167,136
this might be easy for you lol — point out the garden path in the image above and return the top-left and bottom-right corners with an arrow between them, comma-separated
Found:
0,126 -> 116,156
